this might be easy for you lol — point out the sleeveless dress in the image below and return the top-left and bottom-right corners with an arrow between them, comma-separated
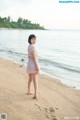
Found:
27,44 -> 41,74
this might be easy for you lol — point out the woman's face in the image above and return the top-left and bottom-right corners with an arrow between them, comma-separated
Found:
31,38 -> 36,44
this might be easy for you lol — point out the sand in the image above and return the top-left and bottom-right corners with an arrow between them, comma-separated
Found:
0,58 -> 80,120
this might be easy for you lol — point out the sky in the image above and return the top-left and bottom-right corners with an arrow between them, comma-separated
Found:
0,0 -> 80,29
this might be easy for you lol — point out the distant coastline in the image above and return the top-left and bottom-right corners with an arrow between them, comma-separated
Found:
48,29 -> 80,31
0,16 -> 45,30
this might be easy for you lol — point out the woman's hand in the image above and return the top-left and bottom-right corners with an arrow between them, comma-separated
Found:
36,67 -> 40,74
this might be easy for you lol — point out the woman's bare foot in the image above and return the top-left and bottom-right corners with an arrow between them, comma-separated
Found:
32,96 -> 38,100
27,92 -> 33,95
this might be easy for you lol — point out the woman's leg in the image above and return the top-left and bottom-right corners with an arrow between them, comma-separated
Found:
33,74 -> 38,99
27,74 -> 33,95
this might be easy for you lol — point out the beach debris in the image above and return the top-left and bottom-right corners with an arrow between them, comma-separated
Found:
21,58 -> 25,62
19,65 -> 23,67
73,86 -> 76,88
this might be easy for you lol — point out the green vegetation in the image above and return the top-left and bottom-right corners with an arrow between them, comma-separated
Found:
0,16 -> 45,29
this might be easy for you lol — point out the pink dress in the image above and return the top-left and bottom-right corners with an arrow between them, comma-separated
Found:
27,44 -> 41,74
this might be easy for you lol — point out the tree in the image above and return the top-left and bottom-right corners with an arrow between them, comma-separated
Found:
7,16 -> 11,22
0,16 -> 45,29
17,17 -> 23,23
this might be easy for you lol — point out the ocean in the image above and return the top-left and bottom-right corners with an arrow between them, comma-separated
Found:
0,29 -> 80,89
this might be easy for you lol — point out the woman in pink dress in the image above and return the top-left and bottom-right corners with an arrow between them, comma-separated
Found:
26,34 -> 41,100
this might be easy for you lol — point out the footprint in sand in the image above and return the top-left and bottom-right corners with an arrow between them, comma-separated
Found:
35,104 -> 58,120
34,104 -> 42,111
44,107 -> 57,120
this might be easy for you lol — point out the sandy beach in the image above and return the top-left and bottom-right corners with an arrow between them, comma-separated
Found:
0,58 -> 80,120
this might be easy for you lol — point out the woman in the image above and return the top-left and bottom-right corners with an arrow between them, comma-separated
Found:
26,34 -> 41,100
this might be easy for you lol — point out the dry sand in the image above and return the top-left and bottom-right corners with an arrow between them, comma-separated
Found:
0,58 -> 80,120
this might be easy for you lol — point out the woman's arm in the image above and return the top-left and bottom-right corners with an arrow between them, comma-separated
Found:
28,53 -> 32,58
32,50 -> 39,71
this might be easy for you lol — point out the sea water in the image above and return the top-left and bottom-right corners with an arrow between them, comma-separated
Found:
0,29 -> 80,89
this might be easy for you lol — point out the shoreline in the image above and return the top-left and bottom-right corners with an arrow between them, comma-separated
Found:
0,28 -> 45,30
0,58 -> 80,120
0,56 -> 79,90
0,28 -> 80,90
